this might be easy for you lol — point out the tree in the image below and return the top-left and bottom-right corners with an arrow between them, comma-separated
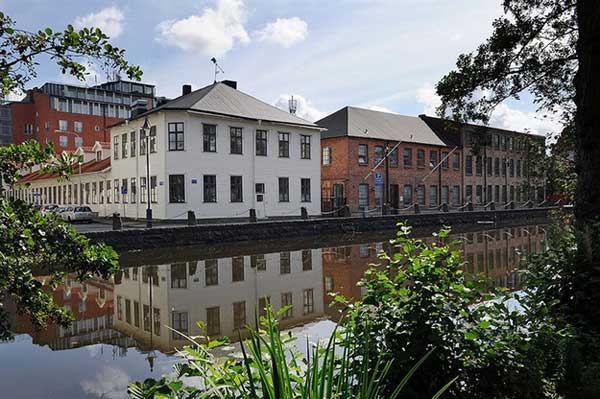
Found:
0,11 -> 142,96
0,11 -> 139,336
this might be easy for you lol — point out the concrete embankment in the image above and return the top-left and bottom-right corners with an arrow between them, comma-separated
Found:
83,207 -> 556,252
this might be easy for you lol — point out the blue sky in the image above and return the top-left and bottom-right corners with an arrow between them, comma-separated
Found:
3,0 -> 560,135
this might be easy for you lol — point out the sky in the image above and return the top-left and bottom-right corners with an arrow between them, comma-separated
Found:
2,0 -> 562,136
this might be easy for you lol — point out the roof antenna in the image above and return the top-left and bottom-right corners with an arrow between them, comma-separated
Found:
288,95 -> 297,115
211,57 -> 224,83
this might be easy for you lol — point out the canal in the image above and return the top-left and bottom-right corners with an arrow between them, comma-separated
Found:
0,222 -> 548,398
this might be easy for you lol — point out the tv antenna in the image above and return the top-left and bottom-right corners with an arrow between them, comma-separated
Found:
288,95 -> 297,115
211,57 -> 224,82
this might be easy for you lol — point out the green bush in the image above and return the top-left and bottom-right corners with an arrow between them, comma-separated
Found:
339,224 -> 562,399
128,307 -> 455,398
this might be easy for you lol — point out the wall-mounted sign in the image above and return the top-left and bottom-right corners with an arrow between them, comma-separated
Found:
191,179 -> 198,184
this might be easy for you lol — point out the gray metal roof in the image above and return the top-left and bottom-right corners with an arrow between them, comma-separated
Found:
122,82 -> 318,128
317,106 -> 448,146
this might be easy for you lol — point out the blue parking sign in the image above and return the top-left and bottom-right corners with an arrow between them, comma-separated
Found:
121,186 -> 127,195
375,172 -> 383,186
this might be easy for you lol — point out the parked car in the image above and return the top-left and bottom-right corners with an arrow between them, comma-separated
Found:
60,206 -> 94,223
40,204 -> 58,215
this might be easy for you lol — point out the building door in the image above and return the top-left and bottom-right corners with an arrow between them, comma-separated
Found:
389,184 -> 399,213
255,183 -> 266,219
332,184 -> 344,209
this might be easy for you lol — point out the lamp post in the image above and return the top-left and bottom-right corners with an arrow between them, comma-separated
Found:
141,117 -> 152,228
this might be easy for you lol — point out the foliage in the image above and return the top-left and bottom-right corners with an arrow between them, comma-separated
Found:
0,141 -> 119,339
339,224 -> 562,399
436,0 -> 576,127
128,307 -> 455,398
0,11 -> 142,97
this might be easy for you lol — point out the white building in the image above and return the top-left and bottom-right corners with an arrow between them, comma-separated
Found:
10,81 -> 323,220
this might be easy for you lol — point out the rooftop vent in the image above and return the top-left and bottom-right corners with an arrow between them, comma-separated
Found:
222,80 -> 237,90
182,84 -> 192,96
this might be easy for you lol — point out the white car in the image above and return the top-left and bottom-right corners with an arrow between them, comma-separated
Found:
61,206 -> 94,223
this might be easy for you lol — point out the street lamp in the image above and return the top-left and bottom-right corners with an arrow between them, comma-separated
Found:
141,117 -> 152,228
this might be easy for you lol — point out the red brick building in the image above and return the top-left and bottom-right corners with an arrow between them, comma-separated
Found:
317,107 -> 463,214
0,80 -> 156,151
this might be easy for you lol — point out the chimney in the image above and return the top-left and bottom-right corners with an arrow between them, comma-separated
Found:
131,99 -> 148,118
182,84 -> 192,96
222,80 -> 237,90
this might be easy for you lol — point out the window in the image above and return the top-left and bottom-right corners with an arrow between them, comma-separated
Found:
91,182 -> 97,204
149,126 -> 157,153
475,156 -> 482,176
453,153 -> 460,170
278,132 -> 289,157
301,135 -> 311,159
140,177 -> 146,203
389,148 -> 398,167
280,252 -> 291,274
466,185 -> 473,202
494,158 -> 500,175
172,311 -> 189,339
452,185 -> 460,205
25,123 -> 33,134
206,307 -> 220,336
121,133 -> 128,158
59,120 -> 67,131
230,127 -> 243,154
517,160 -> 522,177
417,149 -> 425,168
302,249 -> 312,270
203,175 -> 217,202
232,256 -> 245,281
429,151 -> 438,168
143,304 -> 151,332
203,124 -> 217,152
495,185 -> 500,203
251,254 -> 266,270
75,136 -> 83,148
134,301 -> 140,327
130,178 -> 137,203
502,158 -> 507,176
358,144 -> 368,164
278,177 -> 289,202
303,289 -> 314,315
322,146 -> 331,165
509,159 -> 515,177
113,179 -> 120,203
301,178 -> 311,202
476,185 -> 483,204
150,176 -> 157,203
171,263 -> 187,288
417,185 -> 425,205
374,145 -> 384,164
502,185 -> 507,202
281,292 -> 293,319
358,184 -> 369,209
404,184 -> 413,205
429,185 -> 438,207
139,129 -> 147,155
465,155 -> 473,175
169,174 -> 185,203
130,131 -> 136,157
204,259 -> 218,286
230,176 -> 243,202
442,185 -> 449,204
59,135 -> 68,147
233,301 -> 246,330
486,157 -> 492,175
442,152 -> 449,169
403,148 -> 412,168
487,184 -> 493,202
168,122 -> 185,151
74,121 -> 82,133
256,129 -> 267,156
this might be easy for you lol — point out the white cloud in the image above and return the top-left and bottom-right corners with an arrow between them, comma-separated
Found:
273,94 -> 325,122
74,6 -> 125,38
80,366 -> 130,399
157,0 -> 249,57
256,17 -> 308,47
415,83 -> 441,116
363,105 -> 396,114
415,83 -> 562,136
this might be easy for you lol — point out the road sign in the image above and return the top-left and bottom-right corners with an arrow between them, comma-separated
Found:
121,186 -> 128,195
375,172 -> 384,186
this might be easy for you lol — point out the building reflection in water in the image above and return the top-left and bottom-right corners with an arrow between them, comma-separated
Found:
8,224 -> 547,356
